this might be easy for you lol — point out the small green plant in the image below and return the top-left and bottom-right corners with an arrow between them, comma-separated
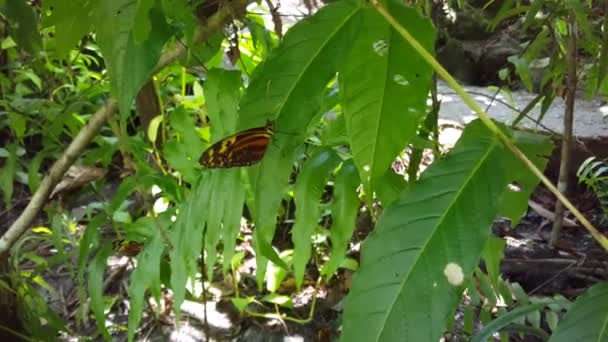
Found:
577,157 -> 608,215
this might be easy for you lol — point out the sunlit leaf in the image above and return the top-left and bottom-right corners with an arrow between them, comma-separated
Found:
266,250 -> 293,293
147,115 -> 163,143
261,293 -> 294,308
231,296 -> 254,313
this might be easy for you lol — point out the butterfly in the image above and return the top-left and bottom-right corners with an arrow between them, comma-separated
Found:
199,120 -> 274,168
112,239 -> 143,257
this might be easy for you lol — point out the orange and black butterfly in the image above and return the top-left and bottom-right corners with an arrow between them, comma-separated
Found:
113,239 -> 143,257
199,120 -> 274,168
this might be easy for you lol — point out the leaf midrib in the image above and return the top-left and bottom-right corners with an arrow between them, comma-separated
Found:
374,138 -> 501,341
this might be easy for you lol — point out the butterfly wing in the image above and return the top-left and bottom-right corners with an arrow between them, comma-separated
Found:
200,123 -> 273,168
113,239 -> 143,257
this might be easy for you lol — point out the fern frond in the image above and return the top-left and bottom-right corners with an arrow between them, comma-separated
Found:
577,157 -> 608,215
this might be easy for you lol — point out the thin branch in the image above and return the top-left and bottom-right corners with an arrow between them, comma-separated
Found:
550,14 -> 577,248
0,0 -> 253,255
528,200 -> 577,227
264,0 -> 284,39
441,90 -> 559,135
246,11 -> 309,18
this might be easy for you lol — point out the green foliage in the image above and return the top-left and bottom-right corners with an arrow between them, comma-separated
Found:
549,282 -> 608,341
1,0 -> 41,53
292,147 -> 341,288
481,236 -> 505,290
4,0 -> 606,340
339,1 -> 434,197
341,120 -> 513,341
163,106 -> 205,183
497,130 -> 552,225
95,0 -> 172,116
0,144 -> 17,206
127,227 -> 166,342
472,302 -> 549,342
238,0 -> 362,286
322,160 -> 360,279
577,157 -> 608,215
88,242 -> 113,340
42,0 -> 94,59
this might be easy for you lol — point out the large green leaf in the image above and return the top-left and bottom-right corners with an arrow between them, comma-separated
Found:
42,0 -> 94,58
88,242 -> 113,341
127,228 -> 165,342
341,120 -> 511,342
597,13 -> 608,94
77,214 -> 103,325
204,69 -> 242,137
292,147 -> 341,288
549,282 -> 608,342
237,0 -> 362,285
201,69 -> 246,275
221,169 -> 247,274
2,0 -> 41,54
497,130 -> 552,225
163,106 -> 205,183
204,170 -> 228,279
133,0 -> 154,43
323,159 -> 360,279
0,144 -> 17,206
339,0 -> 434,195
471,302 -> 549,342
170,175 -> 210,321
161,0 -> 196,43
95,1 -> 172,115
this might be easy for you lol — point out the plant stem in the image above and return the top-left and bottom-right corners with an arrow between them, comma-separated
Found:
550,15 -> 577,247
369,0 -> 608,250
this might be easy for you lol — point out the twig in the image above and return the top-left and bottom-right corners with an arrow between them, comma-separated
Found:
528,258 -> 578,296
550,15 -> 577,248
528,200 -> 578,228
0,0 -> 254,255
246,11 -> 309,18
264,0 -> 283,39
440,90 -> 559,135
